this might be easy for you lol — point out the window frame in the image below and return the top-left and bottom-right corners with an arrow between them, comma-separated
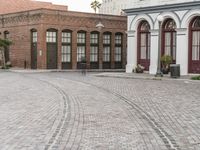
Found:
90,32 -> 99,62
61,30 -> 72,63
115,33 -> 123,62
162,19 -> 177,62
46,29 -> 57,43
77,31 -> 86,62
103,32 -> 111,62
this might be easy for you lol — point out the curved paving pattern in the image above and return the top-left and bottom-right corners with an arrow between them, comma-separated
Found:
0,71 -> 200,150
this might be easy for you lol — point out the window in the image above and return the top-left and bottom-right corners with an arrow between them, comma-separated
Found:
115,34 -> 122,62
77,32 -> 86,44
46,31 -> 57,43
103,47 -> 110,62
77,46 -> 85,62
162,19 -> 176,61
62,46 -> 71,62
62,31 -> 71,63
62,32 -> 71,43
77,32 -> 86,62
115,47 -> 121,62
90,32 -> 99,62
90,47 -> 98,62
191,17 -> 200,61
4,31 -> 9,40
103,34 -> 111,44
139,21 -> 150,60
32,32 -> 37,43
103,33 -> 111,62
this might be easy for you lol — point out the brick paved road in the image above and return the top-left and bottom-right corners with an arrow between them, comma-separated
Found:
0,71 -> 200,150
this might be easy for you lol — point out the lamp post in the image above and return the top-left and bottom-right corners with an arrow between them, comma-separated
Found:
155,15 -> 164,77
96,21 -> 104,69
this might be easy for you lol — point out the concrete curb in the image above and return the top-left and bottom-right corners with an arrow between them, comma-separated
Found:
93,73 -> 200,83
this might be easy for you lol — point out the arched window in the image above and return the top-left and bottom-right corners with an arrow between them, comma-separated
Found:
3,31 -> 10,63
191,17 -> 200,61
31,29 -> 37,69
61,30 -> 72,69
115,32 -> 123,68
46,28 -> 57,69
162,19 -> 176,62
77,30 -> 86,69
46,29 -> 57,43
103,32 -> 111,69
138,21 -> 150,70
189,16 -> 200,73
90,31 -> 99,69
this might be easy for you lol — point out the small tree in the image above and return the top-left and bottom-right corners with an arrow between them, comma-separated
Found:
0,38 -> 12,69
90,0 -> 101,13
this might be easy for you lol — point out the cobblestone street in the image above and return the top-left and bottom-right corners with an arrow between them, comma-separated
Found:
0,71 -> 200,150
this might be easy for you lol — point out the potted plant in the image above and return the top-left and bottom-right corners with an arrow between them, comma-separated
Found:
161,55 -> 172,74
135,64 -> 145,73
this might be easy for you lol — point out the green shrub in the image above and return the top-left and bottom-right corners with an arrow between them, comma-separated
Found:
191,75 -> 200,80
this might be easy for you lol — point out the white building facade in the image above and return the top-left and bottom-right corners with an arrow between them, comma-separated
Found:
125,1 -> 200,75
99,0 -> 196,15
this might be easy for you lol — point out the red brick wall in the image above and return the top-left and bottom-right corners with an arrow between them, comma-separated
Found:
0,9 -> 127,69
0,0 -> 67,15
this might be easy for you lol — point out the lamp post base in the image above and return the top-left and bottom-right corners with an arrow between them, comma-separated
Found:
155,71 -> 163,77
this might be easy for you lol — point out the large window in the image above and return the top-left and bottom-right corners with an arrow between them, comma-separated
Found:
32,31 -> 37,43
191,17 -> 200,61
115,33 -> 122,62
31,29 -> 37,69
189,16 -> 200,73
162,19 -> 176,61
103,33 -> 111,62
4,31 -> 10,63
62,31 -> 71,62
90,32 -> 99,62
77,31 -> 86,62
137,21 -> 151,70
139,21 -> 150,60
46,31 -> 57,43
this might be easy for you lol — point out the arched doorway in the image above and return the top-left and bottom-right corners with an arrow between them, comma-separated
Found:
162,18 -> 177,63
46,28 -> 57,69
189,16 -> 200,73
4,31 -> 10,64
137,21 -> 150,71
31,29 -> 37,69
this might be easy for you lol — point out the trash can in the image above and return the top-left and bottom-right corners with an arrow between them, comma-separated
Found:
170,64 -> 180,78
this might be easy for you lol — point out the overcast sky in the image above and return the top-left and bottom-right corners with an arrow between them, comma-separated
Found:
36,0 -> 102,13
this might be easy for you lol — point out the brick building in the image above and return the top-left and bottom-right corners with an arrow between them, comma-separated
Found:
0,0 -> 127,69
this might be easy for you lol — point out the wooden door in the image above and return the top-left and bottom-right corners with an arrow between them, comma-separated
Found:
47,43 -> 57,69
31,43 -> 37,69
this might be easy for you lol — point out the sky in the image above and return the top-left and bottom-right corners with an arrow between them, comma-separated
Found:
36,0 -> 102,13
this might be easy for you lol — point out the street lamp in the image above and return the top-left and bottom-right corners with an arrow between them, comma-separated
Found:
155,14 -> 164,77
96,22 -> 104,30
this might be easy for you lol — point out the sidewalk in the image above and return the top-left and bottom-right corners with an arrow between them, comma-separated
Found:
6,68 -> 200,82
93,72 -> 200,82
8,68 -> 125,73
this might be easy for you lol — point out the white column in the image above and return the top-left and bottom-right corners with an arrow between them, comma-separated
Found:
126,30 -> 137,73
176,28 -> 188,75
149,29 -> 159,74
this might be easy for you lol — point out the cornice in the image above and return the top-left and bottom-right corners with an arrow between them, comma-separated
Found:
124,1 -> 200,15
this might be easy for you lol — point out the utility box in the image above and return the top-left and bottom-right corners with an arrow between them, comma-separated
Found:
170,64 -> 180,78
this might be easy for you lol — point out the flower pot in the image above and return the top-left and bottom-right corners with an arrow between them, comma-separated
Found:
162,68 -> 169,74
